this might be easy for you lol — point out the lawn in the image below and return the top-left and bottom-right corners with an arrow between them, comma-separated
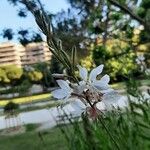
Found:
0,125 -> 68,150
0,93 -> 52,107
110,79 -> 150,89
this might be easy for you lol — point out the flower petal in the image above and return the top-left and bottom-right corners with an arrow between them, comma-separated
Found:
52,89 -> 71,99
89,64 -> 104,82
101,88 -> 114,94
92,80 -> 109,90
100,74 -> 110,84
70,99 -> 86,114
92,74 -> 110,90
77,81 -> 86,94
77,65 -> 88,81
56,80 -> 71,90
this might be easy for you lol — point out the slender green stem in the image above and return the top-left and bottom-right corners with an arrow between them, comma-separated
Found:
98,116 -> 120,150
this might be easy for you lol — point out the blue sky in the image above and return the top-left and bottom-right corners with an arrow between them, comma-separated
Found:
0,0 -> 69,42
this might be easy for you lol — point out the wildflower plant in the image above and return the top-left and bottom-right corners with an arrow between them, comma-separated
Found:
52,64 -> 121,116
21,0 -> 120,116
21,1 -> 150,149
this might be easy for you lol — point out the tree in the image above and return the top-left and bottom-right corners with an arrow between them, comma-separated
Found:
4,0 -> 150,45
3,28 -> 14,40
92,41 -> 137,81
33,62 -> 53,88
1,0 -> 43,45
63,0 -> 149,81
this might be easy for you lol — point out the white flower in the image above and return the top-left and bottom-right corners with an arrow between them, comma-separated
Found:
136,54 -> 145,64
70,90 -> 121,118
77,64 -> 110,92
70,99 -> 87,114
70,89 -> 120,114
76,65 -> 120,110
52,65 -> 121,116
52,80 -> 73,100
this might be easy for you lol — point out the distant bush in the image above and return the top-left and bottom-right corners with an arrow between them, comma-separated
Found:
27,70 -> 43,82
33,62 -> 53,88
2,65 -> 23,81
4,101 -> 19,113
0,68 -> 10,84
0,65 -> 23,85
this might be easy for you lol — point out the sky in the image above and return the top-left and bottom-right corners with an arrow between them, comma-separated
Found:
0,0 -> 70,42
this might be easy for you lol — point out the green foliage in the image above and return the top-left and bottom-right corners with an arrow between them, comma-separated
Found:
50,55 -> 63,74
125,77 -> 142,97
27,71 -> 43,82
33,62 -> 52,88
25,124 -> 39,132
4,101 -> 19,113
137,0 -> 150,42
0,126 -> 68,150
92,41 -> 137,81
59,75 -> 150,150
0,79 -> 31,96
2,28 -> 14,40
0,65 -> 23,85
17,79 -> 31,94
0,68 -> 10,84
106,54 -> 137,80
2,65 -> 23,81
61,100 -> 150,150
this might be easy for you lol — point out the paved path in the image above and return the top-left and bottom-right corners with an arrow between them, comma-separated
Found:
0,92 -> 149,130
0,101 -> 79,130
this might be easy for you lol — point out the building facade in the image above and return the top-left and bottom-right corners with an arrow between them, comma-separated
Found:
0,42 -> 52,67
0,43 -> 22,66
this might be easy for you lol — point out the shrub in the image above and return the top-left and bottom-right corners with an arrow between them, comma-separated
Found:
3,65 -> 23,81
27,71 -> 43,82
0,68 -> 10,84
4,101 -> 19,113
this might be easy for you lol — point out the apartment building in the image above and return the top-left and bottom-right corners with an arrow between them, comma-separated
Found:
0,42 -> 52,67
0,42 -> 22,66
20,42 -> 51,66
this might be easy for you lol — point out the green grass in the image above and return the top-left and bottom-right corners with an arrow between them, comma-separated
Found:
110,79 -> 150,90
0,125 -> 68,150
25,124 -> 40,132
60,101 -> 150,150
0,93 -> 52,107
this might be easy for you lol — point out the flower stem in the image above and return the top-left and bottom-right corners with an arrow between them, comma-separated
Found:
98,116 -> 120,150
